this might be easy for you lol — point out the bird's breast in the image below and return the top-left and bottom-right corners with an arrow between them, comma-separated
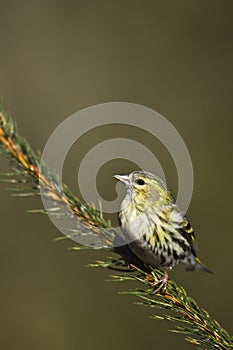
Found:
120,202 -> 153,242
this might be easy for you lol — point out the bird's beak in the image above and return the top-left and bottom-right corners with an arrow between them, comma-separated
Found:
113,174 -> 130,185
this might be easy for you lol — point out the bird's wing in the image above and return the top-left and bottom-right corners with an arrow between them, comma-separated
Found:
158,204 -> 198,256
172,206 -> 198,255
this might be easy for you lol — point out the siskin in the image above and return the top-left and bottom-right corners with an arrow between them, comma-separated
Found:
114,170 -> 212,293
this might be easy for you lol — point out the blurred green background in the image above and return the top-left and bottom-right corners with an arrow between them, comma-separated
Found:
0,1 -> 232,349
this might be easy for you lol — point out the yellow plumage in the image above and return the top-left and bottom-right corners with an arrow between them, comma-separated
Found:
114,170 -> 212,293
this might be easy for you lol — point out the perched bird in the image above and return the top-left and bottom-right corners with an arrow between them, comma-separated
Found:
114,170 -> 212,293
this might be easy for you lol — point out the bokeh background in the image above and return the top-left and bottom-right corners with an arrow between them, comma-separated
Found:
0,1 -> 232,349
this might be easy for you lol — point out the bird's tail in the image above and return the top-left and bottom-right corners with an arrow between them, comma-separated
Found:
185,257 -> 213,273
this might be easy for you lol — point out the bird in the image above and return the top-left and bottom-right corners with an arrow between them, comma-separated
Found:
114,170 -> 212,294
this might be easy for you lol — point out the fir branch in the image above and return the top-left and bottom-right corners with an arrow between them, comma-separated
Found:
0,104 -> 114,248
0,104 -> 232,350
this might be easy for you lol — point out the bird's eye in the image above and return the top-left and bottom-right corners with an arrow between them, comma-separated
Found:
136,178 -> 145,186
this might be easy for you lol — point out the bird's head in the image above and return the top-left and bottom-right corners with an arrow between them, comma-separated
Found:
113,170 -> 169,208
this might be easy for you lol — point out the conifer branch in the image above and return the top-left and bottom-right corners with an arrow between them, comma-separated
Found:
0,104 -> 232,349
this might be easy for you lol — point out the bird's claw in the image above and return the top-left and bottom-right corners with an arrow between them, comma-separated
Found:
151,270 -> 169,295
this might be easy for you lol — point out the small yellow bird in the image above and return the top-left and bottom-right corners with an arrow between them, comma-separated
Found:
114,170 -> 212,293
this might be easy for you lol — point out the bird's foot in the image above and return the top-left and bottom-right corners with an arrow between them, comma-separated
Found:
151,269 -> 170,295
